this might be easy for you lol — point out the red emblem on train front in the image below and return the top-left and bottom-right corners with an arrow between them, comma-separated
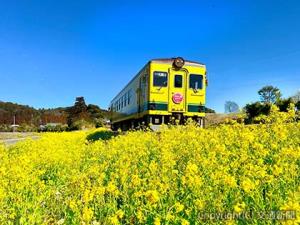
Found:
172,93 -> 183,104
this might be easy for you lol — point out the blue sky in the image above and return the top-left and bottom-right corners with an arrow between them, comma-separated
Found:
0,0 -> 299,112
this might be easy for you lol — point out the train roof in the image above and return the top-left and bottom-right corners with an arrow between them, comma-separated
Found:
150,58 -> 205,67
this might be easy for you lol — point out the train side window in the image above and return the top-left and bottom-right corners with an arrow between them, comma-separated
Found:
189,74 -> 203,89
153,72 -> 168,87
124,92 -> 127,106
128,90 -> 131,104
174,75 -> 182,88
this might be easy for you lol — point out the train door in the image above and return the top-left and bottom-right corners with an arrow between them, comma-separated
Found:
168,69 -> 186,112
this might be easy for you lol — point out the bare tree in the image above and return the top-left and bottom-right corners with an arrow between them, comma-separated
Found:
291,90 -> 300,110
225,101 -> 239,113
291,90 -> 300,102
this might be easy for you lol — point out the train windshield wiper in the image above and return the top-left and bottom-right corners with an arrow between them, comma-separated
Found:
158,81 -> 167,90
193,82 -> 199,92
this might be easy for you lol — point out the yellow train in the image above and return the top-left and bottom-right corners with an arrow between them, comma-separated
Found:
109,57 -> 207,130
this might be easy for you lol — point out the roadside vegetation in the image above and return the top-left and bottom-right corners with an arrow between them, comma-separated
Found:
206,86 -> 300,127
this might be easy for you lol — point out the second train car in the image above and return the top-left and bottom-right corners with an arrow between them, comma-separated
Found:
109,57 -> 207,130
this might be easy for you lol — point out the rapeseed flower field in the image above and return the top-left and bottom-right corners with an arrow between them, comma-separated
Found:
0,108 -> 299,224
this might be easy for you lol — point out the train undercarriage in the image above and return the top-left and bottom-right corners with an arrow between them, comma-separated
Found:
111,114 -> 205,131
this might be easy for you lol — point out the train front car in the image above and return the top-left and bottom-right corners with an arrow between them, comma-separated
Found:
147,57 -> 207,129
109,57 -> 207,130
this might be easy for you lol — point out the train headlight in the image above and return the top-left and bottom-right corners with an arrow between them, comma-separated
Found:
173,57 -> 185,68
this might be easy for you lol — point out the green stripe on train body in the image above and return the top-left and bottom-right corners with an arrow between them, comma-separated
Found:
147,102 -> 168,111
187,105 -> 205,112
146,102 -> 205,113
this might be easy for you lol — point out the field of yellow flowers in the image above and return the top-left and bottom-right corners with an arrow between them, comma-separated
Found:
0,111 -> 299,224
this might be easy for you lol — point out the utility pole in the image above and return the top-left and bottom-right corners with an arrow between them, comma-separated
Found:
13,114 -> 16,132
11,113 -> 19,132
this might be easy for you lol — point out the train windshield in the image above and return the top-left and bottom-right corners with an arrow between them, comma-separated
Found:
153,72 -> 168,87
174,75 -> 182,88
189,74 -> 203,89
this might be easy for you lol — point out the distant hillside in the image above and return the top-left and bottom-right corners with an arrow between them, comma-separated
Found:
0,100 -> 108,127
0,101 -> 43,125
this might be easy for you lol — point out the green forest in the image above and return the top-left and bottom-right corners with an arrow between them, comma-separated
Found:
0,97 -> 108,132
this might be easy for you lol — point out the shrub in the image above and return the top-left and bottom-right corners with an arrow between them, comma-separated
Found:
244,102 -> 271,123
276,98 -> 293,112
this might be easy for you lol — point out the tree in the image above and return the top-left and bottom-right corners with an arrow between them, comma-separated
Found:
258,85 -> 281,103
291,90 -> 300,102
73,97 -> 88,115
291,91 -> 300,110
67,97 -> 89,127
87,104 -> 104,127
225,101 -> 239,113
296,102 -> 300,111
87,104 -> 103,119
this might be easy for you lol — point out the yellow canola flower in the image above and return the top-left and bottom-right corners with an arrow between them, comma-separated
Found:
83,189 -> 94,203
106,182 -> 119,195
145,190 -> 160,204
181,218 -> 190,225
109,215 -> 119,225
194,199 -> 205,210
174,202 -> 185,213
136,210 -> 145,223
166,213 -> 175,221
224,175 -> 237,188
234,202 -> 246,213
272,164 -> 283,176
154,217 -> 161,225
116,209 -> 124,219
186,162 -> 198,174
0,115 -> 298,224
280,198 -> 300,224
69,199 -> 77,211
241,178 -> 256,193
131,174 -> 141,187
82,207 -> 93,222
